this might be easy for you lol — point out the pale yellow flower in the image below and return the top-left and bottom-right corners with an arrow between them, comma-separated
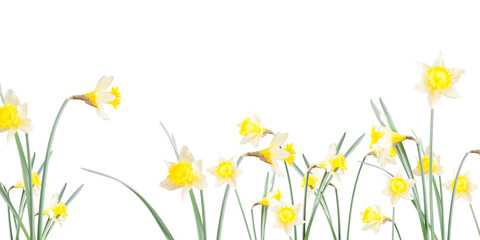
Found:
270,201 -> 305,236
14,172 -> 42,195
160,146 -> 208,198
316,143 -> 346,181
443,170 -> 478,203
258,132 -> 291,177
382,171 -> 416,206
282,143 -> 296,166
0,89 -> 33,142
301,168 -> 322,197
43,193 -> 68,227
207,155 -> 242,189
257,189 -> 282,207
415,52 -> 465,108
370,126 -> 406,167
238,115 -> 267,147
361,205 -> 386,233
413,146 -> 444,178
84,75 -> 121,120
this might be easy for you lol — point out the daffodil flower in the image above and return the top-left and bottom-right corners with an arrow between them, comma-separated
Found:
415,52 -> 465,108
13,172 -> 42,196
443,170 -> 478,203
370,126 -> 406,167
315,143 -> 346,181
282,143 -> 296,166
301,168 -> 322,197
255,189 -> 282,207
0,89 -> 33,142
257,132 -> 291,176
160,146 -> 208,198
238,115 -> 270,147
207,155 -> 242,189
71,75 -> 121,120
43,193 -> 68,227
361,205 -> 386,233
413,146 -> 444,178
270,201 -> 304,236
382,171 -> 416,206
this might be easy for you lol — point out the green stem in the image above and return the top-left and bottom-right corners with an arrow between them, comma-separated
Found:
346,156 -> 366,240
438,176 -> 445,240
447,152 -> 470,240
234,189 -> 253,240
14,134 -> 34,240
470,204 -> 480,237
333,186 -> 341,240
393,222 -> 403,240
37,99 -> 69,240
251,209 -> 258,240
416,143 -> 429,240
6,188 -> 14,240
284,162 -> 297,240
392,207 -> 395,240
201,190 -> 207,240
303,170 -> 310,239
429,108 -> 434,240
189,190 -> 205,240
26,134 -> 32,171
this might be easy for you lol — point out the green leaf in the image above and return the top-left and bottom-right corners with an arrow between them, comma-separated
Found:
82,168 -> 174,240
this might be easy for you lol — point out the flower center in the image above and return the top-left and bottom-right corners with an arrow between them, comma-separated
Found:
107,86 -> 121,109
216,161 -> 234,179
32,172 -> 42,187
302,175 -> 319,188
283,143 -> 296,165
239,117 -> 264,136
427,66 -> 452,90
167,161 -> 194,186
277,206 -> 296,224
0,104 -> 20,129
390,177 -> 408,194
328,154 -> 347,171
362,207 -> 384,223
451,176 -> 469,193
417,156 -> 437,174
52,202 -> 68,217
370,127 -> 385,148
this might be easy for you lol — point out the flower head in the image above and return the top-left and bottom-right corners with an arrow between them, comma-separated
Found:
43,193 -> 68,227
301,168 -> 322,196
160,146 -> 208,198
207,155 -> 242,189
256,132 -> 291,176
82,75 -> 121,120
415,52 -> 465,108
443,170 -> 478,203
382,171 -> 416,206
413,146 -> 444,177
370,126 -> 406,167
238,115 -> 267,147
0,89 -> 33,142
282,143 -> 296,166
270,201 -> 305,236
316,143 -> 346,181
257,189 -> 282,207
14,172 -> 42,195
361,205 -> 386,233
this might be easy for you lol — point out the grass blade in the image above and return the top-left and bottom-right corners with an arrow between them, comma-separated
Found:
82,168 -> 174,240
260,172 -> 269,240
336,132 -> 347,153
284,162 -> 297,240
216,185 -> 231,240
159,121 -> 179,159
189,190 -> 205,240
470,204 -> 480,237
0,185 -> 30,240
251,209 -> 258,240
291,162 -> 304,177
344,133 -> 365,159
200,190 -> 207,240
234,189 -> 253,240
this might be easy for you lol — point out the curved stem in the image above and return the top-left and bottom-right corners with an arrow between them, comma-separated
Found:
447,152 -> 470,240
303,170 -> 310,239
416,143 -> 428,240
284,162 -> 297,240
234,189 -> 253,240
251,209 -> 258,240
346,156 -> 367,240
470,204 -> 480,237
429,108 -> 434,240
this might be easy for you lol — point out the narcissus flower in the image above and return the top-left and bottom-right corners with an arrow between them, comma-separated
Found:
316,143 -> 346,181
370,126 -> 406,167
0,89 -> 33,142
78,75 -> 121,120
382,171 -> 416,206
207,155 -> 242,188
14,172 -> 42,195
238,115 -> 268,147
301,168 -> 322,196
160,146 -> 208,198
443,170 -> 478,203
43,193 -> 68,227
361,205 -> 386,233
258,132 -> 291,176
270,201 -> 304,236
282,143 -> 296,166
256,189 -> 282,207
413,146 -> 444,178
415,52 -> 465,108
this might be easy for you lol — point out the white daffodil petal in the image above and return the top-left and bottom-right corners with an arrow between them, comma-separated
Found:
441,86 -> 460,98
95,75 -> 114,91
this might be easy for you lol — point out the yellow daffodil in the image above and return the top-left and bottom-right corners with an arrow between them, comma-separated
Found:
370,126 -> 406,167
413,146 -> 444,178
282,143 -> 296,166
207,155 -> 242,189
301,168 -> 322,197
14,172 -> 42,195
0,89 -> 33,142
382,171 -> 416,206
238,115 -> 268,147
373,148 -> 397,168
82,75 -> 121,120
415,52 -> 465,108
43,193 -> 68,227
361,205 -> 386,233
443,170 -> 478,203
316,143 -> 346,181
160,146 -> 208,198
256,189 -> 282,207
270,201 -> 304,236
258,132 -> 291,177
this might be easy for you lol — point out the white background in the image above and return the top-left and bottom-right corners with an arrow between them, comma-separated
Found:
1,1 -> 480,239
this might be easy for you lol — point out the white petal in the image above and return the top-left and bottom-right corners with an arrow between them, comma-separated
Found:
417,62 -> 429,79
159,179 -> 182,191
96,105 -> 109,120
95,92 -> 116,104
450,68 -> 466,83
427,90 -> 441,108
182,184 -> 193,199
194,175 -> 208,190
464,192 -> 473,203
433,52 -> 444,67
326,143 -> 337,159
270,132 -> 288,148
95,75 -> 114,91
19,118 -> 33,133
179,146 -> 194,162
270,149 -> 291,161
5,89 -> 20,106
414,80 -> 430,93
441,86 -> 460,98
